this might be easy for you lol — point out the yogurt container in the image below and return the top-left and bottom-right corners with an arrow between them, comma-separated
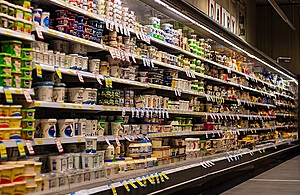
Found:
20,76 -> 32,88
12,57 -> 21,72
58,119 -> 74,137
0,64 -> 11,75
0,165 -> 14,183
0,75 -> 12,86
35,81 -> 54,102
0,53 -> 11,66
49,155 -> 68,172
81,153 -> 95,169
89,59 -> 100,73
53,83 -> 66,103
2,183 -> 15,194
21,109 -> 35,119
41,12 -> 50,28
41,118 -> 57,138
14,181 -> 26,195
1,40 -> 22,57
67,87 -> 84,104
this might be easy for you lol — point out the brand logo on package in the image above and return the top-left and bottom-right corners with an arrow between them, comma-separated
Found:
208,0 -> 236,34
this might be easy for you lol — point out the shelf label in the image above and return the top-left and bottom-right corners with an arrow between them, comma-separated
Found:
35,25 -> 44,40
36,140 -> 43,145
54,66 -> 62,80
0,142 -> 7,158
61,104 -> 67,109
4,87 -> 13,103
114,135 -> 121,147
108,184 -> 117,195
24,140 -> 35,155
95,73 -> 103,85
35,62 -> 42,78
23,89 -> 33,103
90,105 -> 95,110
104,136 -> 111,145
121,180 -> 130,192
55,138 -> 64,153
128,180 -> 138,189
16,140 -> 26,157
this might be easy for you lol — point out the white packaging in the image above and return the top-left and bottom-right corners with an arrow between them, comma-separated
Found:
60,53 -> 66,68
58,119 -> 74,137
73,153 -> 81,169
53,83 -> 66,103
85,120 -> 92,136
35,82 -> 54,102
81,153 -> 94,169
77,118 -> 87,136
41,119 -> 57,138
48,50 -> 54,65
54,51 -> 60,67
82,88 -> 93,104
81,57 -> 88,71
77,55 -> 83,70
49,155 -> 68,171
70,54 -> 78,69
67,87 -> 84,104
91,120 -> 98,136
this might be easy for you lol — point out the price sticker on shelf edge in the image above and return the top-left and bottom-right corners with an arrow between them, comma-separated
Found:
24,140 -> 35,155
131,54 -> 137,64
0,142 -> 7,158
3,87 -> 13,103
16,140 -> 26,157
35,24 -> 44,40
35,62 -> 42,78
54,138 -> 64,153
54,66 -> 62,80
135,178 -> 145,187
23,89 -> 33,103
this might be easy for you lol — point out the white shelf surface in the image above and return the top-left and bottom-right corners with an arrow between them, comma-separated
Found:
0,27 -> 35,41
0,87 -> 34,95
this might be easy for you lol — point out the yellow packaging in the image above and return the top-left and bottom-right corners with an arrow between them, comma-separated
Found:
9,119 -> 21,128
1,105 -> 10,117
0,166 -> 13,184
9,105 -> 22,117
2,162 -> 24,182
35,178 -> 42,192
16,161 -> 35,174
23,173 -> 36,186
0,129 -> 11,140
34,162 -> 42,179
14,181 -> 26,195
0,118 -> 9,128
2,183 -> 15,195
26,184 -> 37,194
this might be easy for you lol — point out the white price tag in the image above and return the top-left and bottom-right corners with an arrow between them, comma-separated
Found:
158,109 -> 161,118
165,110 -> 169,118
95,73 -> 103,85
131,108 -> 135,118
54,138 -> 64,153
22,89 -> 32,103
140,108 -> 144,118
162,110 -> 165,118
145,108 -> 149,118
104,136 -> 111,145
150,109 -> 153,118
24,140 -> 35,155
143,58 -> 147,66
114,136 -> 121,147
150,59 -> 154,68
122,108 -> 126,117
35,24 -> 44,40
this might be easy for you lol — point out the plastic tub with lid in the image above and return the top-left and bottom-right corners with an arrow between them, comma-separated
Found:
58,119 -> 74,137
41,118 -> 57,138
1,40 -> 22,57
16,161 -> 35,174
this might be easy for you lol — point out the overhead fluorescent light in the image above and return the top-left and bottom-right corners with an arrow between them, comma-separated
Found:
152,0 -> 297,83
268,0 -> 296,31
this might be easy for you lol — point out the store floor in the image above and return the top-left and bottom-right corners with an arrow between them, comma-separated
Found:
221,155 -> 300,195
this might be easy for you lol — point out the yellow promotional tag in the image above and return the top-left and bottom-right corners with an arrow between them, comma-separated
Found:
4,87 -> 13,103
250,152 -> 254,156
262,148 -> 265,153
121,181 -> 130,192
274,145 -> 277,149
109,184 -> 117,195
155,174 -> 160,184
0,142 -> 8,158
35,62 -> 42,78
135,179 -> 144,187
161,173 -> 169,180
54,66 -> 62,79
142,177 -> 147,186
16,140 -> 26,157
147,175 -> 155,185
128,180 -> 138,189
159,173 -> 165,182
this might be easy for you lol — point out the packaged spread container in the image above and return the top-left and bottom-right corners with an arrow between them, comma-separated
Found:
12,73 -> 21,88
21,57 -> 32,69
0,75 -> 12,86
9,118 -> 21,128
41,173 -> 57,191
21,48 -> 32,58
9,105 -> 21,117
11,56 -> 21,73
35,82 -> 54,102
16,161 -> 35,174
0,1 -> 9,15
21,109 -> 35,119
41,118 -> 57,138
0,53 -> 11,66
14,181 -> 26,195
0,165 -> 14,184
58,119 -> 74,137
26,184 -> 37,194
10,128 -> 21,139
20,77 -> 32,88
35,178 -> 42,192
0,64 -> 11,75
21,128 -> 35,139
21,67 -> 32,78
1,40 -> 22,57
49,155 -> 68,172
53,83 -> 66,103
2,183 -> 15,194
24,20 -> 32,34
